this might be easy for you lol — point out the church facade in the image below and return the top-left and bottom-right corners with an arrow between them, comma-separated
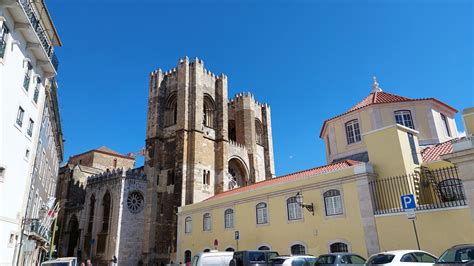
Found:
142,57 -> 275,264
55,57 -> 276,265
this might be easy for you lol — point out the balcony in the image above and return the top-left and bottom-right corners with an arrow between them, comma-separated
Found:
29,219 -> 51,242
0,39 -> 6,58
3,0 -> 60,73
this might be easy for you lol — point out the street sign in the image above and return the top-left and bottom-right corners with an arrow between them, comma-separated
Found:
235,231 -> 240,241
401,194 -> 416,210
406,209 -> 416,220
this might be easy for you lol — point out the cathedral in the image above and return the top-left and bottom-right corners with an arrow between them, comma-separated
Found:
55,57 -> 275,265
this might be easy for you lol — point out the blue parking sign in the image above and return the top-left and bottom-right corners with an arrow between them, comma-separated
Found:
401,194 -> 416,210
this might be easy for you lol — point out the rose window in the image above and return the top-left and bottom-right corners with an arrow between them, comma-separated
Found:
127,191 -> 144,213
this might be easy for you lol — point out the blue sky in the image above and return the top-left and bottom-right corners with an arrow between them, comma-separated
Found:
48,0 -> 473,176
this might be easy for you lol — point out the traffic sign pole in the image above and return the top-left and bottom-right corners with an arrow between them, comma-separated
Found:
412,220 -> 421,250
400,194 -> 421,250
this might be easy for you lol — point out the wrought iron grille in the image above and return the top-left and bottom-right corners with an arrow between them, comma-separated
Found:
18,0 -> 59,71
0,39 -> 6,59
369,166 -> 466,215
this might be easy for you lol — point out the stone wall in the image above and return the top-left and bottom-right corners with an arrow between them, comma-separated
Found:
142,57 -> 275,264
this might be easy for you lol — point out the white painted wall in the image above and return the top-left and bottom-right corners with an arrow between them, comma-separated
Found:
0,7 -> 51,265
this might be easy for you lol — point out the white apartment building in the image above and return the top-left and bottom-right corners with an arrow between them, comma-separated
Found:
19,78 -> 63,265
0,0 -> 61,265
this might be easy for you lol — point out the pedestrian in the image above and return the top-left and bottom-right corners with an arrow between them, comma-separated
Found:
86,259 -> 92,266
110,255 -> 118,266
80,260 -> 86,266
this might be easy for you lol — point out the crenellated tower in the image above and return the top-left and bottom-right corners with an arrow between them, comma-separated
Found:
142,57 -> 275,264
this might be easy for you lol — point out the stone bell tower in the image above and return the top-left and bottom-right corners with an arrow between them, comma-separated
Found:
142,57 -> 275,264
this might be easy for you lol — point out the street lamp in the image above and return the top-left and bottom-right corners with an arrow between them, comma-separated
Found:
295,192 -> 315,216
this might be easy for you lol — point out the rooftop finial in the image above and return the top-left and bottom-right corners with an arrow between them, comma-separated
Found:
371,76 -> 382,93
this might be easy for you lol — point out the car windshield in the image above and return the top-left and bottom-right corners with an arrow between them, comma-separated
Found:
437,247 -> 474,263
368,254 -> 395,264
249,252 -> 267,262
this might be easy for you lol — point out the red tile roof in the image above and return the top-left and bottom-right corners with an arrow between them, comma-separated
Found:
421,139 -> 458,163
206,160 -> 363,201
319,91 -> 457,138
348,91 -> 412,112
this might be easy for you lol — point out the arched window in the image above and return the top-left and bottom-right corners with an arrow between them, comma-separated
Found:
324,189 -> 343,216
345,119 -> 361,144
287,197 -> 302,220
87,195 -> 95,234
224,209 -> 234,228
203,95 -> 215,128
102,192 -> 112,232
330,242 -> 348,252
185,216 -> 192,233
258,246 -> 270,251
225,247 -> 235,252
165,94 -> 177,126
203,213 -> 211,231
184,250 -> 192,263
256,202 -> 268,224
394,110 -> 414,129
291,244 -> 306,255
255,119 -> 263,145
203,248 -> 210,252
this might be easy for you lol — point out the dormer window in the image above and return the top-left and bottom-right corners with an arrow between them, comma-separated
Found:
345,120 -> 361,144
440,113 -> 451,137
394,110 -> 414,129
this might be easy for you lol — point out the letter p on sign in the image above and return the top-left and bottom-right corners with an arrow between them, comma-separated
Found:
401,194 -> 416,210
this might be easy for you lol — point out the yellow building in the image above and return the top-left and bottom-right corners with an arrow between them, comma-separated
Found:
176,80 -> 474,264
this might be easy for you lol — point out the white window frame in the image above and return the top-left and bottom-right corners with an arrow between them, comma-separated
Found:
287,196 -> 302,221
324,189 -> 343,216
224,209 -> 234,229
256,202 -> 268,224
394,110 -> 415,129
16,106 -> 25,127
345,119 -> 361,144
184,216 -> 192,233
203,213 -> 211,231
27,118 -> 34,137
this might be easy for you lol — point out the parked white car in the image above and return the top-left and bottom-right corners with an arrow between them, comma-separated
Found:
191,250 -> 234,266
366,250 -> 437,265
271,255 -> 318,266
41,257 -> 77,266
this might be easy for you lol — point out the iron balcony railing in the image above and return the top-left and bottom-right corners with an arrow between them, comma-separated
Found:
23,75 -> 30,90
30,219 -> 51,241
33,88 -> 39,103
0,39 -> 6,58
18,0 -> 59,71
369,166 -> 467,215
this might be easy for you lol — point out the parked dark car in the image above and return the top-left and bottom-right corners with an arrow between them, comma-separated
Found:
229,250 -> 280,266
315,253 -> 366,265
435,244 -> 474,265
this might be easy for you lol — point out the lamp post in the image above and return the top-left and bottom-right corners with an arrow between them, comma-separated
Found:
295,192 -> 315,216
